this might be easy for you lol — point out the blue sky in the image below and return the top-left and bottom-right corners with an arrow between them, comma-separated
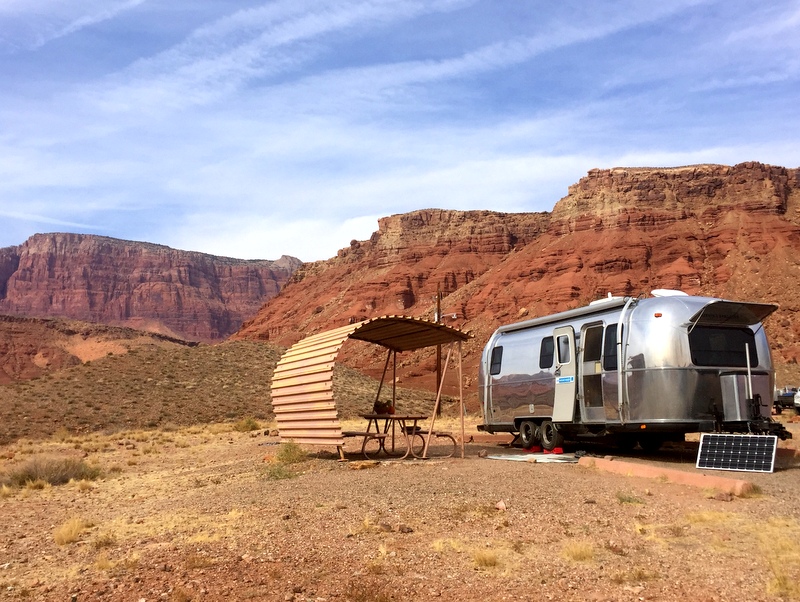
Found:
1,0 -> 798,262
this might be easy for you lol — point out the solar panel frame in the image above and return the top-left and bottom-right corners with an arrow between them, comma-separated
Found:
696,433 -> 777,473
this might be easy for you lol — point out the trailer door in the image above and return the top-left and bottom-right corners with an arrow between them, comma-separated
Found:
553,326 -> 577,422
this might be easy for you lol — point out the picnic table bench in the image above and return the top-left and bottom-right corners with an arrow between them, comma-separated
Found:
341,431 -> 388,460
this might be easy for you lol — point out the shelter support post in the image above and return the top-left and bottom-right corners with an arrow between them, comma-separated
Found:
423,342 -> 454,458
375,349 -> 392,408
458,340 -> 465,459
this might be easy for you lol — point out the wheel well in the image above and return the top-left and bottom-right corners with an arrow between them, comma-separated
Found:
513,417 -> 540,430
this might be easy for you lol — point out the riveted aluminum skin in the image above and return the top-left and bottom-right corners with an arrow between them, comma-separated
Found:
478,294 -> 781,439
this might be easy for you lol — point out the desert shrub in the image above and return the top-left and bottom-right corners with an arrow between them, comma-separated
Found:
473,549 -> 500,568
93,532 -> 117,549
233,416 -> 260,432
616,491 -> 644,505
345,577 -> 391,602
1,456 -> 102,488
562,540 -> 595,562
54,517 -> 92,545
264,464 -> 295,480
274,441 -> 307,465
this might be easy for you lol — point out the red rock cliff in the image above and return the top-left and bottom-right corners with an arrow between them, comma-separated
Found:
0,234 -> 302,341
235,162 -> 800,393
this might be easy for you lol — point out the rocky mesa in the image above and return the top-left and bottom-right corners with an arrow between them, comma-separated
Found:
234,162 -> 800,392
0,233 -> 302,342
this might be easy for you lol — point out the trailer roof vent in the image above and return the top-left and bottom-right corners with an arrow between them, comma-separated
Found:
651,289 -> 688,297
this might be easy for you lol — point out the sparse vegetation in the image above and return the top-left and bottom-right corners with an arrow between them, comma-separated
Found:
616,491 -> 644,504
562,540 -> 595,562
612,566 -> 659,584
345,577 -> 391,602
472,549 -> 500,568
233,416 -> 260,432
274,440 -> 308,465
54,517 -> 92,545
0,456 -> 101,488
93,532 -> 117,549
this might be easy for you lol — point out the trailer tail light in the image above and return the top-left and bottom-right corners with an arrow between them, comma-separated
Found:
654,313 -> 663,318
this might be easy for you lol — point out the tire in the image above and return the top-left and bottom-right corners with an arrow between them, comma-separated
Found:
539,420 -> 564,451
519,420 -> 538,449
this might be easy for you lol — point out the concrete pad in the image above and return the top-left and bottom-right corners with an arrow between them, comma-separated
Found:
578,456 -> 756,496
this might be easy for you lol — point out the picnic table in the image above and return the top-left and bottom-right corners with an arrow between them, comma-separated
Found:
342,414 -> 456,460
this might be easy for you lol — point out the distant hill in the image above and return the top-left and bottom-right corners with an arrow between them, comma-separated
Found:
0,318 -> 447,444
0,233 -> 302,342
0,314 -> 196,384
233,162 -> 800,392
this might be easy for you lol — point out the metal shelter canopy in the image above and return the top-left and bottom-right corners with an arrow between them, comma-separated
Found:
270,315 -> 470,452
346,316 -> 470,351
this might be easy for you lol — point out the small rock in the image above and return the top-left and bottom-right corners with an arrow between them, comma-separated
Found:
496,500 -> 507,512
398,524 -> 414,534
714,492 -> 735,502
477,450 -> 488,458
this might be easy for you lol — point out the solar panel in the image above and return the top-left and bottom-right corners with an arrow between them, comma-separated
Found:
696,433 -> 777,473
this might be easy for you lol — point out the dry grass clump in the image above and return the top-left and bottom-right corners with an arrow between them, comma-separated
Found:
1,455 -> 102,488
616,491 -> 644,504
233,416 -> 260,432
93,531 -> 117,549
344,576 -> 391,602
262,441 -> 308,480
611,566 -> 659,584
472,549 -> 500,569
562,540 -> 595,562
274,441 -> 308,464
54,517 -> 93,545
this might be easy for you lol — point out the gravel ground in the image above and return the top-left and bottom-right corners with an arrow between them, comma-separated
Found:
1,421 -> 800,602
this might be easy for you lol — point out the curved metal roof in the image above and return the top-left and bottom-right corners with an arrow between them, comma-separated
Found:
270,316 -> 470,446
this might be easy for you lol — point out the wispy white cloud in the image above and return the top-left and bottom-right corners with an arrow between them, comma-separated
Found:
0,209 -> 99,230
1,0 -> 799,262
0,0 -> 146,52
88,0 -> 475,113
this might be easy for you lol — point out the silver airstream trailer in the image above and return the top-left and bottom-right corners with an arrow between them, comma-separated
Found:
478,290 -> 791,450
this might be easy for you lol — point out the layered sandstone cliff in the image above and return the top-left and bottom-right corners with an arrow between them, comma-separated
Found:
0,234 -> 301,341
235,162 -> 800,390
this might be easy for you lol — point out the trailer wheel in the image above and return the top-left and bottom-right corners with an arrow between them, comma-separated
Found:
539,420 -> 564,451
519,421 -> 538,449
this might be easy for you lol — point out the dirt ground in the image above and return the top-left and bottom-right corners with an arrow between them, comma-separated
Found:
2,418 -> 800,602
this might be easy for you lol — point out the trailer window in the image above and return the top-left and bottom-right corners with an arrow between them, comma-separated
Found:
489,346 -> 503,375
557,335 -> 571,364
603,324 -> 622,371
688,327 -> 758,367
539,337 -> 554,369
583,325 -> 603,362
